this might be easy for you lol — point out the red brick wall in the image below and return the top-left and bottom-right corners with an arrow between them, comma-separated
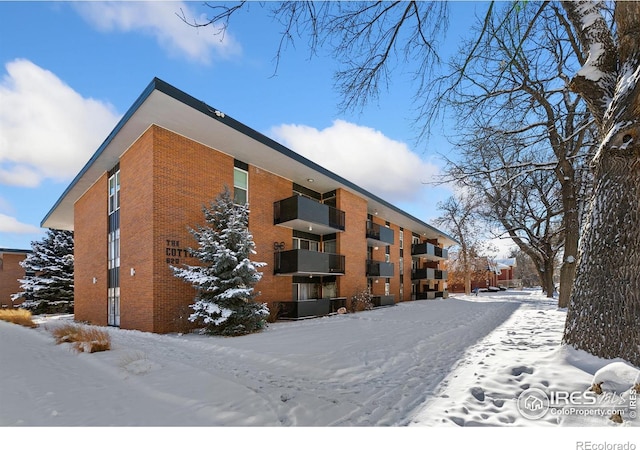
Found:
119,126 -> 155,332
74,172 -> 108,325
336,189 -> 368,300
0,252 -> 28,308
150,125 -> 234,333
248,166 -> 292,306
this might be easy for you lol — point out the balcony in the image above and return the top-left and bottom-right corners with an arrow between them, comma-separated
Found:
414,291 -> 448,300
411,268 -> 447,281
274,195 -> 345,235
276,298 -> 347,319
411,242 -> 448,260
366,260 -> 395,278
371,295 -> 395,307
274,249 -> 345,276
366,222 -> 394,246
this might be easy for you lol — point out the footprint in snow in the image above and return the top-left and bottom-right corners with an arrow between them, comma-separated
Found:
511,366 -> 534,376
470,387 -> 485,402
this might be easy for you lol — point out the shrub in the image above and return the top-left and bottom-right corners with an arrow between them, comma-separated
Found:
49,323 -> 111,353
348,288 -> 374,313
0,309 -> 38,328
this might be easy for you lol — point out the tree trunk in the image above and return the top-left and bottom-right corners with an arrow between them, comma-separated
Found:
464,273 -> 471,296
540,259 -> 556,299
558,192 -> 580,308
562,139 -> 640,365
562,1 -> 640,366
462,248 -> 472,296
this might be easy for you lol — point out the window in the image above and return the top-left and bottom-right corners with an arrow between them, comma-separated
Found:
293,237 -> 319,252
233,167 -> 248,205
293,282 -> 320,301
108,228 -> 120,270
108,171 -> 120,214
108,287 -> 120,327
322,281 -> 337,299
399,230 -> 404,249
107,165 -> 121,327
323,239 -> 337,254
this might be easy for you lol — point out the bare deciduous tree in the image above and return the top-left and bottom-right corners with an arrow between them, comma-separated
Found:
438,2 -> 596,308
447,129 -> 564,298
433,192 -> 484,295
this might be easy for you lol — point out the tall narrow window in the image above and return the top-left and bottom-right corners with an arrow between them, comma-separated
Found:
234,167 -> 248,205
108,171 -> 120,214
107,166 -> 120,327
108,228 -> 120,270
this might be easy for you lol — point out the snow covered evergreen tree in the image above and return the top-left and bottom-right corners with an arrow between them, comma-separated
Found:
172,186 -> 268,336
12,229 -> 74,313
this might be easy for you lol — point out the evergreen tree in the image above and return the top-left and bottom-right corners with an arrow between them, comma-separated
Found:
172,187 -> 268,336
13,229 -> 74,312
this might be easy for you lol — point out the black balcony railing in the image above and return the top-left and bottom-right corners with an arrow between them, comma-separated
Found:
371,295 -> 395,307
274,195 -> 345,232
366,260 -> 395,277
411,242 -> 448,259
366,222 -> 394,245
276,297 -> 347,319
411,268 -> 448,280
274,249 -> 346,275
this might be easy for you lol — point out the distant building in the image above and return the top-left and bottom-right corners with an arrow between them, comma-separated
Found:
446,255 -> 520,293
42,78 -> 458,333
0,248 -> 31,308
494,258 -> 520,289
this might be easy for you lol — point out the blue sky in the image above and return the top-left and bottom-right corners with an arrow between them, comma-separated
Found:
0,1 -> 488,250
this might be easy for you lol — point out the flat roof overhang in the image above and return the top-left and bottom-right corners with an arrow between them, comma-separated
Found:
41,78 -> 459,247
0,248 -> 31,255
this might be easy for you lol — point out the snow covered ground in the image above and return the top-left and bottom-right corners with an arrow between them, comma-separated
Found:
1,290 -> 638,449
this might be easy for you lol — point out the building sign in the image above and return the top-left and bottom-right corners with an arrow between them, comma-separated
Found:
165,239 -> 194,265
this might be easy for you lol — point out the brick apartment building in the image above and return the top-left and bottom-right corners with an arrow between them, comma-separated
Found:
0,248 -> 30,308
42,78 -> 457,333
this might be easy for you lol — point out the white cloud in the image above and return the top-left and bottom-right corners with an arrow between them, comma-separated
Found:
270,120 -> 441,204
0,213 -> 41,234
0,59 -> 120,187
74,2 -> 241,64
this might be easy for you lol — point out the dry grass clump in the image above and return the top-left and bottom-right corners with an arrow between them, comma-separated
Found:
266,303 -> 282,323
0,309 -> 38,328
50,323 -> 111,353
